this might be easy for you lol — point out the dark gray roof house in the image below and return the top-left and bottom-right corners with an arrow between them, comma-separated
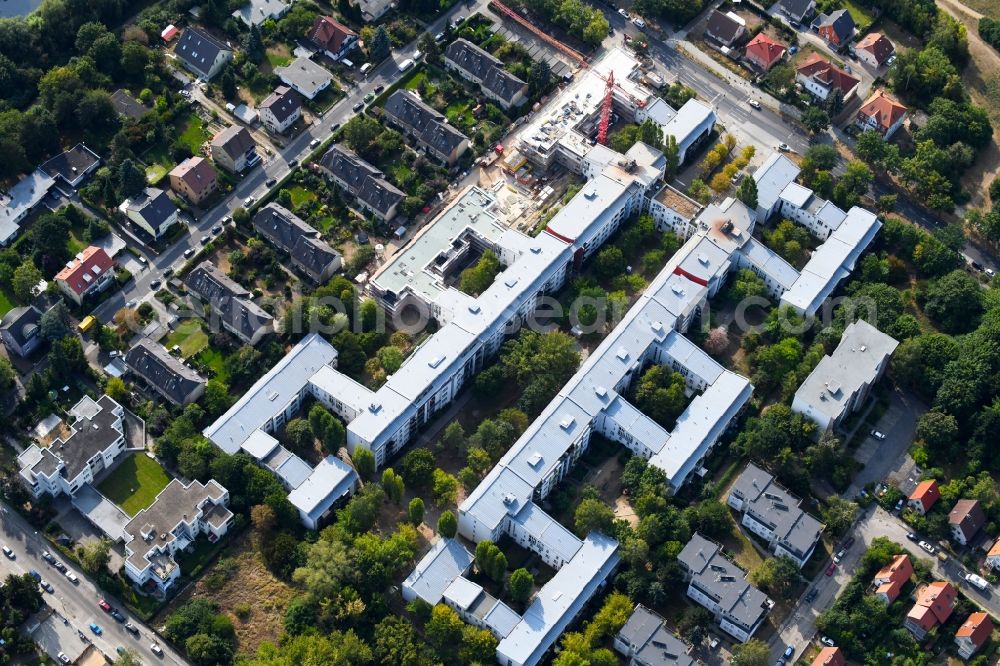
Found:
317,145 -> 405,221
175,27 -> 233,81
444,39 -> 528,110
0,304 -> 43,357
382,90 -> 470,166
259,85 -> 301,133
615,605 -> 695,666
252,204 -> 342,283
184,262 -> 274,345
110,90 -> 150,120
704,10 -> 747,47
777,0 -> 816,24
40,144 -> 101,188
125,339 -> 206,406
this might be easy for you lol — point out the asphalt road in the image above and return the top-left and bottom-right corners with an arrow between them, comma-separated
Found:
93,3 -> 482,325
0,501 -> 187,665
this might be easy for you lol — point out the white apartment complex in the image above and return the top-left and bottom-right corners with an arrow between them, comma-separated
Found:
18,395 -> 130,499
123,479 -> 233,593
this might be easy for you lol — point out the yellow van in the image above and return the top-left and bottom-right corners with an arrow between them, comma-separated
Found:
78,315 -> 97,333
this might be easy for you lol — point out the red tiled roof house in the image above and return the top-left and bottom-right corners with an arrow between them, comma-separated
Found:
872,553 -> 913,604
986,538 -> 1000,570
948,499 -> 986,546
855,90 -> 908,139
55,246 -> 114,306
306,16 -> 358,62
854,32 -> 894,68
811,647 -> 845,666
955,612 -> 992,659
745,33 -> 786,72
795,54 -> 860,102
908,479 -> 940,516
905,581 -> 956,639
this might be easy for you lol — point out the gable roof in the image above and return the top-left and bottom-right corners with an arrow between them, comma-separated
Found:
40,144 -> 100,184
796,54 -> 860,96
211,126 -> 256,159
617,605 -> 694,666
175,27 -> 232,78
858,89 -> 907,130
705,10 -> 745,44
812,647 -> 845,666
125,339 -> 206,404
169,156 -> 217,192
184,261 -> 273,339
817,9 -> 855,42
909,479 -> 940,511
55,246 -> 114,295
873,553 -> 912,586
914,581 -> 957,624
779,0 -> 815,19
260,85 -> 301,124
957,612 -> 992,647
445,39 -> 528,105
307,15 -> 357,53
383,90 -> 469,158
317,145 -> 405,217
855,32 -> 894,64
251,204 -> 341,280
745,33 -> 786,68
948,499 -> 986,537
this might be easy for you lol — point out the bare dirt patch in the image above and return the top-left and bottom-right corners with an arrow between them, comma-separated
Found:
159,530 -> 296,657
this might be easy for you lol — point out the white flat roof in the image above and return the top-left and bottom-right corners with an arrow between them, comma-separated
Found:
402,538 -> 474,605
242,428 -> 280,459
753,153 -> 800,214
287,455 -> 358,517
443,575 -> 483,611
780,181 -> 813,209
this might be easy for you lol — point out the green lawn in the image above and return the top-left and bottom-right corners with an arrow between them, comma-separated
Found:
0,288 -> 16,317
164,320 -> 209,358
66,220 -> 89,256
266,51 -> 293,68
176,114 -> 210,154
97,454 -> 172,517
840,0 -> 874,29
404,71 -> 431,92
288,186 -> 317,208
196,346 -> 229,382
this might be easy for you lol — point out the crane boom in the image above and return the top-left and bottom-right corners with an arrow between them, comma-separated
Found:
597,71 -> 614,145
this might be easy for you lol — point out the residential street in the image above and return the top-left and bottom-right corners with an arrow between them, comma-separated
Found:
0,500 -> 188,665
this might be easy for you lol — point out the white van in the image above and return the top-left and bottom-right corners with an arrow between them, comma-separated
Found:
632,17 -> 645,29
966,573 -> 990,591
398,58 -> 415,72
360,62 -> 372,76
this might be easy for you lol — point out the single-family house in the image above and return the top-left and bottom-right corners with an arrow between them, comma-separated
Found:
259,85 -> 301,134
232,0 -> 290,26
276,57 -> 333,100
55,246 -> 115,305
111,89 -> 150,121
210,126 -> 258,173
986,538 -> 1000,570
382,90 -> 471,165
357,0 -> 394,22
120,187 -> 179,239
40,144 -> 101,189
905,581 -> 956,639
854,32 -> 894,68
174,27 -> 233,80
444,39 -> 529,110
948,499 -> 986,546
704,10 -> 747,48
812,647 -> 845,666
908,480 -> 940,516
168,156 -> 218,206
745,33 -> 786,71
795,54 -> 860,101
777,0 -> 815,25
815,9 -> 855,47
872,553 -> 913,604
0,170 -> 56,246
306,16 -> 358,61
124,339 -> 206,406
955,612 -> 992,659
0,305 -> 44,357
855,89 -> 907,139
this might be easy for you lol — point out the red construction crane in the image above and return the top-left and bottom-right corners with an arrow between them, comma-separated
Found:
489,0 -> 647,110
596,70 -> 615,145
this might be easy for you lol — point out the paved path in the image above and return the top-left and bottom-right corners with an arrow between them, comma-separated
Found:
1,501 -> 188,665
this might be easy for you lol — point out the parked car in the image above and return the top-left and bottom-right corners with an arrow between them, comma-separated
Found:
125,622 -> 140,636
748,99 -> 761,110
183,248 -> 195,258
618,7 -> 629,17
110,609 -> 126,623
151,644 -> 164,657
820,636 -> 835,647
906,532 -> 919,542
804,588 -> 818,602
40,580 -> 53,593
778,143 -> 791,152
966,573 -> 990,591
265,178 -> 277,187
309,138 -> 320,148
64,571 -> 79,584
871,430 -> 886,440
1,546 -> 13,559
287,158 -> 298,167
833,548 -> 847,564
784,645 -> 795,659
374,84 -> 385,93
54,560 -> 67,573
200,235 -> 209,245
90,623 -> 103,636
57,652 -> 70,664
150,279 -> 161,289
895,498 -> 904,512
352,101 -> 364,112
212,225 -> 222,235
919,540 -> 936,554
28,570 -> 41,582
41,550 -> 54,563
98,599 -> 111,612
244,195 -> 256,207
825,562 -> 837,576
435,32 -> 445,42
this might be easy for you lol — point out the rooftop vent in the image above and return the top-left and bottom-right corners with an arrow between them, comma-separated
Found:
650,321 -> 664,334
468,304 -> 481,314
502,493 -> 516,506
670,284 -> 684,296
267,391 -> 279,401
527,452 -> 543,468
369,402 -> 382,414
615,347 -> 629,362
428,355 -> 444,369
504,277 -> 518,288
697,253 -> 709,266
559,415 -> 575,430
594,385 -> 607,398
530,246 -> 541,254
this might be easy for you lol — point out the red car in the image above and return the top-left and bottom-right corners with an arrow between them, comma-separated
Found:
825,562 -> 837,576
98,599 -> 111,612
